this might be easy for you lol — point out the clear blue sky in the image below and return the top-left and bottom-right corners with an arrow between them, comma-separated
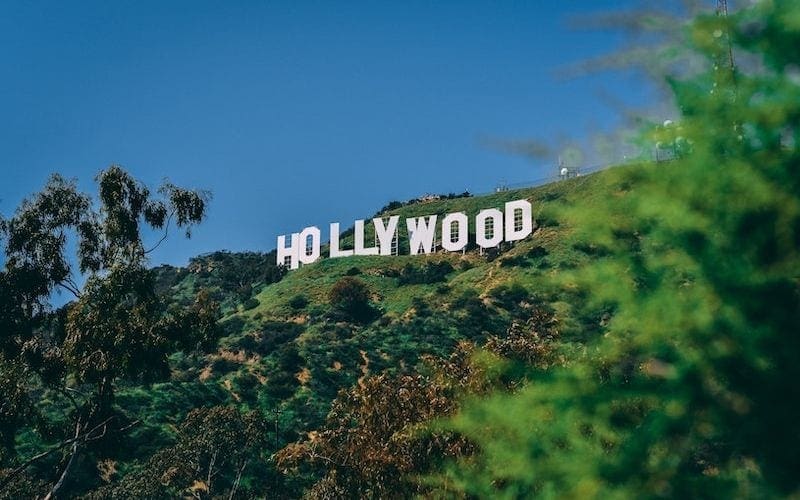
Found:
1,0 -> 659,268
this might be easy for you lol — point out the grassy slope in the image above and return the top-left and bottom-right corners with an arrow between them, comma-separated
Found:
197,169 -> 622,418
238,169 -> 611,326
104,167 -> 627,485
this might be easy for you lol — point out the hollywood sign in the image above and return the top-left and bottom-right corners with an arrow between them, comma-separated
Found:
277,199 -> 534,270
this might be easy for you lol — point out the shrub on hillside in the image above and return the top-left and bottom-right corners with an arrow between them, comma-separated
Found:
450,289 -> 507,341
264,344 -> 305,399
259,322 -> 304,354
411,296 -> 431,317
210,356 -> 239,376
230,321 -> 304,356
233,371 -> 260,403
498,255 -> 531,268
397,261 -> 454,285
288,294 -> 309,310
328,276 -> 375,322
488,283 -> 530,311
345,266 -> 362,276
527,246 -> 548,259
242,297 -> 260,310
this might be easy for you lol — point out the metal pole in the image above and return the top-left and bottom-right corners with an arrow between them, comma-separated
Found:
274,408 -> 281,450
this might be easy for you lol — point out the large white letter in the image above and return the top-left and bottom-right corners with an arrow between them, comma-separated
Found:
298,226 -> 321,265
277,233 -> 300,270
476,209 -> 503,249
406,215 -> 437,255
504,199 -> 533,242
354,219 -> 379,256
374,216 -> 400,256
441,212 -> 468,252
329,222 -> 353,258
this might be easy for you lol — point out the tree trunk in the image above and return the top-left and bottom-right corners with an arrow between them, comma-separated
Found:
206,449 -> 218,494
44,419 -> 81,500
228,459 -> 248,500
96,376 -> 115,420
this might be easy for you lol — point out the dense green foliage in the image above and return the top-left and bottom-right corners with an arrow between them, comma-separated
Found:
0,167 -> 219,498
152,250 -> 286,313
87,406 -> 271,498
426,2 -> 800,497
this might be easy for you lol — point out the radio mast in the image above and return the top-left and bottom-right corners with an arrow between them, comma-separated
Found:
715,0 -> 735,73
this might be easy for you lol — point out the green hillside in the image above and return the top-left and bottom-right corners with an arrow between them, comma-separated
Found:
235,170 -> 610,323
112,167 -> 622,494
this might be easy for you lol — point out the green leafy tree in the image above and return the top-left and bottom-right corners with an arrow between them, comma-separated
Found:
0,166 -> 218,497
276,359 -> 471,498
88,406 -> 270,499
430,2 -> 800,497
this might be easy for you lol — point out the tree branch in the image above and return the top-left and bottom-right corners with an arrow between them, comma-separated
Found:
207,448 -> 218,492
228,459 -> 248,500
57,280 -> 81,299
0,416 -> 134,493
144,210 -> 175,254
44,417 -> 82,500
307,450 -> 349,468
57,387 -> 82,415
64,386 -> 89,399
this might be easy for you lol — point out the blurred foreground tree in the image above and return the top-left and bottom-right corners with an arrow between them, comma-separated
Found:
0,166 -> 218,498
430,1 -> 800,497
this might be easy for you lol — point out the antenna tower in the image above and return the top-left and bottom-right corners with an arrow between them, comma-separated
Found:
715,0 -> 735,72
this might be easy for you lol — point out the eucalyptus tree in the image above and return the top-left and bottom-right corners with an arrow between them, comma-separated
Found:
0,166 -> 218,497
